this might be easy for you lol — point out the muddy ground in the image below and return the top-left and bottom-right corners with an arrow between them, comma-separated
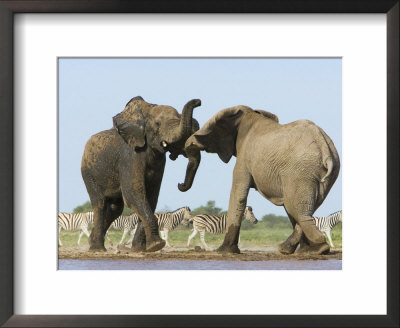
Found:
58,245 -> 342,261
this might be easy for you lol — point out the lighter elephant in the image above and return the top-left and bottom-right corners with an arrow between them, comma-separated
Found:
178,105 -> 340,255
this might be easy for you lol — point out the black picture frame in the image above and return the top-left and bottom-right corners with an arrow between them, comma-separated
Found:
0,1 -> 398,327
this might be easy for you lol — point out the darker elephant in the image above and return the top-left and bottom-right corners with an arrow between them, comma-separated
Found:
81,96 -> 201,252
179,105 -> 340,255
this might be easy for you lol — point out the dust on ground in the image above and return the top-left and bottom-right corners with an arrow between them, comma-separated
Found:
58,244 -> 342,261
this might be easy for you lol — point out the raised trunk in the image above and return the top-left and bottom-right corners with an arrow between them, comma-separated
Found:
169,99 -> 201,144
178,149 -> 201,192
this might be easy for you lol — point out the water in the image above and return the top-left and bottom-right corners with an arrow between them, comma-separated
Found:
59,259 -> 341,270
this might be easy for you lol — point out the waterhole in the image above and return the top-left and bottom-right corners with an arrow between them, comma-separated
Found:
59,259 -> 341,270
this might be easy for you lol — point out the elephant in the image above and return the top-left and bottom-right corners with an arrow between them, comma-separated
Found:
179,105 -> 340,255
81,96 -> 201,252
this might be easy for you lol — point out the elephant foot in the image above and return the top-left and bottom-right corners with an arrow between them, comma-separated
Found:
89,235 -> 107,252
131,237 -> 146,252
130,246 -> 146,252
130,243 -> 146,252
145,236 -> 166,252
297,242 -> 330,255
217,244 -> 240,254
88,245 -> 107,252
277,240 -> 298,255
277,224 -> 302,255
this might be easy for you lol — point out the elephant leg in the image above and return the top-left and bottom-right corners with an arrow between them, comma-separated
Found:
217,164 -> 250,254
297,232 -> 310,252
89,204 -> 107,251
145,172 -> 165,251
187,229 -> 198,247
83,171 -> 107,251
89,198 -> 123,251
103,199 -> 123,247
296,213 -> 329,254
277,213 -> 303,255
283,184 -> 329,255
131,221 -> 146,252
128,164 -> 165,253
125,198 -> 164,252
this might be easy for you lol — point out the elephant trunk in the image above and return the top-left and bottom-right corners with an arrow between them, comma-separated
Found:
178,148 -> 201,192
169,99 -> 201,144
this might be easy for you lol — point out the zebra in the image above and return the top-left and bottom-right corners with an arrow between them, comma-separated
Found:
313,210 -> 342,248
58,211 -> 94,246
58,211 -> 113,246
187,206 -> 258,251
107,213 -> 140,245
156,206 -> 192,247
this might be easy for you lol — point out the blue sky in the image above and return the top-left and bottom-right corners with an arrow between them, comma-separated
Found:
58,58 -> 342,219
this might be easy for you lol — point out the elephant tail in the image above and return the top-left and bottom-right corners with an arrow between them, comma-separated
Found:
319,132 -> 339,183
314,125 -> 338,183
321,156 -> 333,183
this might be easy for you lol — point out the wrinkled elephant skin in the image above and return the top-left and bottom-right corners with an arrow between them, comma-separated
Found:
180,105 -> 340,255
81,96 -> 201,252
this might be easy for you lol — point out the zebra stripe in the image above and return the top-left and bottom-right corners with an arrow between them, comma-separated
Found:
108,213 -> 140,245
58,212 -> 93,246
110,213 -> 140,231
156,206 -> 191,231
156,206 -> 191,247
313,210 -> 342,248
191,213 -> 227,234
187,206 -> 258,250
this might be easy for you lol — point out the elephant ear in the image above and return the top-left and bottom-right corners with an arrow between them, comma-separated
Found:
113,96 -> 146,150
190,106 -> 252,163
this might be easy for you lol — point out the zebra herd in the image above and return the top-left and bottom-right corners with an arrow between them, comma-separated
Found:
58,207 -> 342,249
58,207 -> 192,247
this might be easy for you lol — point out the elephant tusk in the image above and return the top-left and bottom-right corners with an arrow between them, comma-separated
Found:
161,141 -> 168,148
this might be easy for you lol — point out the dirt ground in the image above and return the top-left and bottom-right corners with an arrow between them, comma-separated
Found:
58,244 -> 342,261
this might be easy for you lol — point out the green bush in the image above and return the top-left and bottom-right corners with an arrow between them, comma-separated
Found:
73,201 -> 92,213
